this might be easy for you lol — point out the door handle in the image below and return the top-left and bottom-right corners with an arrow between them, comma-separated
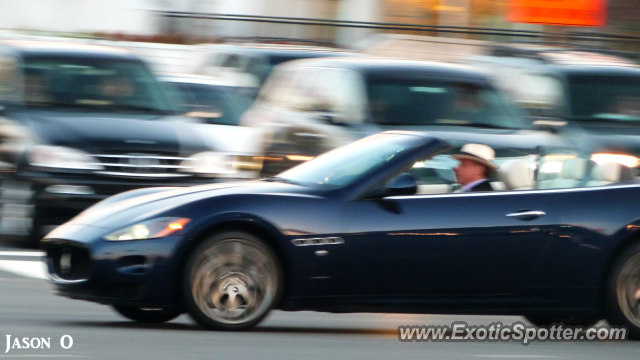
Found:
506,210 -> 546,221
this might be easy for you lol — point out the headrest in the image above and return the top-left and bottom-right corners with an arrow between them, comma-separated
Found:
498,159 -> 534,190
591,162 -> 635,183
591,162 -> 621,183
561,158 -> 587,180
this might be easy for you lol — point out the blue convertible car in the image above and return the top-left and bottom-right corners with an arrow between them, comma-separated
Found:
44,131 -> 640,337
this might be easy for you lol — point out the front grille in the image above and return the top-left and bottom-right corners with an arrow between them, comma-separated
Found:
46,241 -> 92,281
92,154 -> 193,178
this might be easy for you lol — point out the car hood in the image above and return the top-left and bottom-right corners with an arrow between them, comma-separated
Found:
64,180 -> 311,229
24,110 -> 203,155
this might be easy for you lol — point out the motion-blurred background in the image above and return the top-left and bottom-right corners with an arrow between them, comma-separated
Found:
2,0 -> 640,248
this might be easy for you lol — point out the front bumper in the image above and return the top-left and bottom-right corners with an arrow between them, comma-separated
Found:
44,227 -> 185,308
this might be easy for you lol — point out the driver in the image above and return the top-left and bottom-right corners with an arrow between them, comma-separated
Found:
452,144 -> 499,192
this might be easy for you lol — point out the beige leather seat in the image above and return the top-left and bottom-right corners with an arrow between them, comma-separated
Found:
587,162 -> 635,187
538,158 -> 587,189
498,159 -> 534,190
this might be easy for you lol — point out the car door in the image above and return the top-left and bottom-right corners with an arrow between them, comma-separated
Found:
338,155 -> 555,298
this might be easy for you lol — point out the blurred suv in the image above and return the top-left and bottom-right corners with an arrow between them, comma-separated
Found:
160,73 -> 264,179
0,41 -> 233,246
240,57 -> 563,176
466,44 -> 640,173
191,43 -> 354,97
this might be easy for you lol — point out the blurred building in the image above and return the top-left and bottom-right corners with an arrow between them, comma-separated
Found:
0,0 -> 637,43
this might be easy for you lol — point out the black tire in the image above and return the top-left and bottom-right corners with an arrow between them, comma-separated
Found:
524,315 -> 600,328
111,305 -> 181,323
605,241 -> 640,340
182,231 -> 283,331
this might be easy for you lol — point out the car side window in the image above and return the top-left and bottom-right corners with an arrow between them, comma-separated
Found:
0,52 -> 20,104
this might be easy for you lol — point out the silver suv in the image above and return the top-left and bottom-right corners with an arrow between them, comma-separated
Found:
240,57 -> 560,176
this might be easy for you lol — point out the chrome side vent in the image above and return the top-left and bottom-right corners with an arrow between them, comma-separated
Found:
291,237 -> 344,246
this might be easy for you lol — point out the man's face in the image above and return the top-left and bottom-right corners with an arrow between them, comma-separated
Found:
453,159 -> 487,186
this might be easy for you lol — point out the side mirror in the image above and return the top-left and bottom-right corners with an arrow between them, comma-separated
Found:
384,173 -> 417,196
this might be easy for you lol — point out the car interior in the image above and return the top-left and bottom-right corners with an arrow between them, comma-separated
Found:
406,153 -> 635,196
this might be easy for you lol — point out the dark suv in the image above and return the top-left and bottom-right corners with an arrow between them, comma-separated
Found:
0,41 -> 221,246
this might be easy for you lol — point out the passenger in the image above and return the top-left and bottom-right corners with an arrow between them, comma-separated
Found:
452,144 -> 499,192
24,68 -> 53,105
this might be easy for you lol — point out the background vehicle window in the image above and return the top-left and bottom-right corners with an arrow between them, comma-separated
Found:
22,57 -> 174,113
176,83 -> 244,125
365,77 -> 523,128
568,75 -> 640,120
0,53 -> 20,104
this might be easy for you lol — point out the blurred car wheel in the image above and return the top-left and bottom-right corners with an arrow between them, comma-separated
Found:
183,231 -> 282,331
111,305 -> 181,323
606,241 -> 640,340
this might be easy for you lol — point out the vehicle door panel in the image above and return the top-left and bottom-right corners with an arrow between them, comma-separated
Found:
340,191 -> 555,297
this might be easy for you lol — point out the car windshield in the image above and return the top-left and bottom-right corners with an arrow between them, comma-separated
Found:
167,82 -> 251,125
569,75 -> 640,121
22,56 -> 175,113
274,133 -> 427,188
366,77 -> 524,128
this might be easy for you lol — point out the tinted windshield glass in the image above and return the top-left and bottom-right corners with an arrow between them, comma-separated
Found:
23,56 -> 174,113
568,75 -> 640,120
366,77 -> 524,128
170,82 -> 250,125
276,133 -> 426,188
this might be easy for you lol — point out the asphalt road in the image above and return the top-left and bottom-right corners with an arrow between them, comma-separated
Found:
0,251 -> 639,360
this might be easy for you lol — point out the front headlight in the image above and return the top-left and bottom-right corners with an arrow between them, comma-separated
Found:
28,146 -> 103,171
179,151 -> 235,176
104,217 -> 190,241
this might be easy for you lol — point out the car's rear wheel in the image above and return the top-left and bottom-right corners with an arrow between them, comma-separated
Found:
605,242 -> 640,340
111,305 -> 181,323
183,232 -> 282,331
524,315 -> 600,328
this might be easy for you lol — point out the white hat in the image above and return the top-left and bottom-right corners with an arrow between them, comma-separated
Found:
451,144 -> 499,171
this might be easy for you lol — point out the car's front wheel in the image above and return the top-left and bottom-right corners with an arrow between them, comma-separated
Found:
605,242 -> 640,340
111,305 -> 181,323
183,232 -> 282,331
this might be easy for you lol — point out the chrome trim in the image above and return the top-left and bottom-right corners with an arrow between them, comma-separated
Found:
93,154 -> 190,161
95,171 -> 191,178
291,237 -> 344,246
90,163 -> 191,169
386,184 -> 640,200
48,273 -> 88,284
91,154 -> 194,178
506,211 -> 546,218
